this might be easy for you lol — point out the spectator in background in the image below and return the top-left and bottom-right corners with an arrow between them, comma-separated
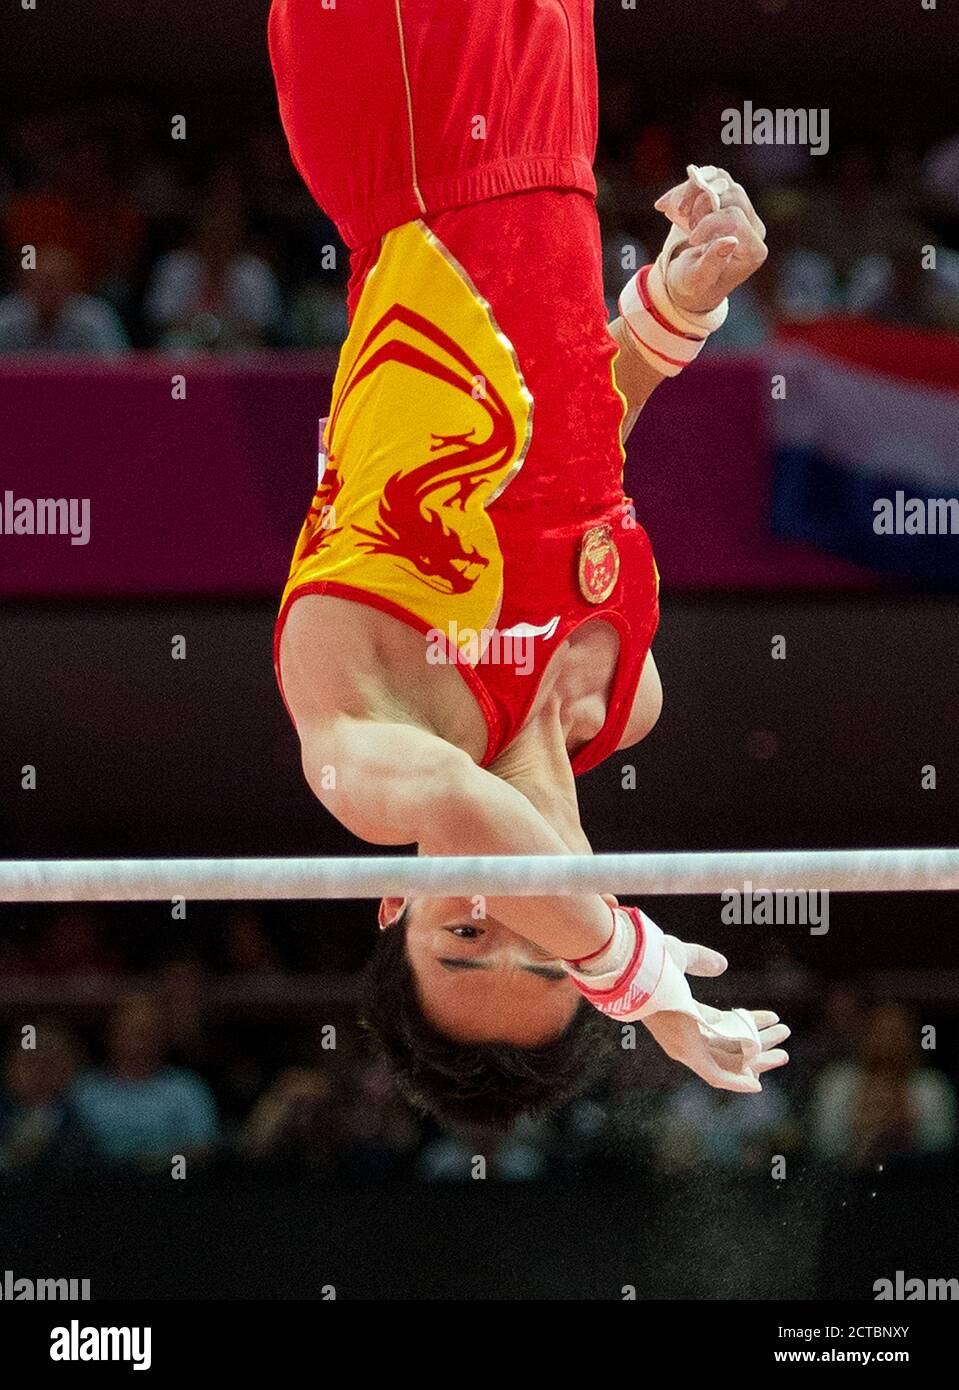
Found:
845,221 -> 959,331
3,111 -> 73,205
240,1028 -> 418,1176
286,278 -> 349,349
0,1019 -> 89,1173
416,1116 -> 550,1182
0,244 -> 129,354
332,1048 -> 421,1177
25,907 -> 123,975
153,957 -> 208,1073
70,991 -> 219,1168
223,909 -> 285,975
655,1078 -> 793,1174
786,981 -> 861,1099
921,131 -> 959,218
802,146 -> 903,281
152,953 -> 281,1126
144,200 -> 282,352
245,123 -> 315,223
628,122 -> 678,194
809,1002 -> 957,1170
755,190 -> 839,323
239,1064 -> 338,1169
2,133 -> 145,306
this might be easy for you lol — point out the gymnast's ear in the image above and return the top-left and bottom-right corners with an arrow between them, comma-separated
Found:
378,897 -> 407,931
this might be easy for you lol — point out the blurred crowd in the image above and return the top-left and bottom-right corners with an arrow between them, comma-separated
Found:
1,905 -> 956,1183
594,84 -> 959,342
1,89 -> 959,357
0,99 -> 348,356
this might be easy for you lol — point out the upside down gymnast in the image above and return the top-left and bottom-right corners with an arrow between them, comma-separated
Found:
268,0 -> 789,1127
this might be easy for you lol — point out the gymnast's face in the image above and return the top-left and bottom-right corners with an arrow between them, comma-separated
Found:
384,896 -> 580,1045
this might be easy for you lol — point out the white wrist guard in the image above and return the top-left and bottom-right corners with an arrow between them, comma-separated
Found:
563,906 -> 762,1064
561,907 -> 670,1017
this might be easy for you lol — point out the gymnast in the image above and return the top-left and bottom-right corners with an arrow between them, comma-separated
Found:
268,0 -> 789,1127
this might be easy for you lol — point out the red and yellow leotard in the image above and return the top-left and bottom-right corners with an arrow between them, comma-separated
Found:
270,0 -> 659,775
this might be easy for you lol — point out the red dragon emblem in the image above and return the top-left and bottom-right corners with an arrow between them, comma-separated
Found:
302,304 -> 520,596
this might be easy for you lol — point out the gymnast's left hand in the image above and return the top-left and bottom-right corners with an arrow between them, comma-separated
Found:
643,1005 -> 790,1094
655,165 -> 769,315
641,934 -> 790,1093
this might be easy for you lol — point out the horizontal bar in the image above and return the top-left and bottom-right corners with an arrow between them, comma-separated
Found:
0,849 -> 957,902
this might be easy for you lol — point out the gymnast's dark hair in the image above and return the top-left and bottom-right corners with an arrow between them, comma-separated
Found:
361,905 -> 618,1133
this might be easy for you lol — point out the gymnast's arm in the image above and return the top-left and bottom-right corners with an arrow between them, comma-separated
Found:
605,166 -> 769,446
607,315 -> 666,445
301,716 -> 786,1089
299,715 -> 615,961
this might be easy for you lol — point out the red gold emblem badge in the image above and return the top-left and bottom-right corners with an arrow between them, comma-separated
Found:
578,524 -> 620,604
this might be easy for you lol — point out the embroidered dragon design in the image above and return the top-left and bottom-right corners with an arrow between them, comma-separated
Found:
303,304 -> 522,596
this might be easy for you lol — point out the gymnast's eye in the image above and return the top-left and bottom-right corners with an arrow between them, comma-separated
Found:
446,925 -> 483,939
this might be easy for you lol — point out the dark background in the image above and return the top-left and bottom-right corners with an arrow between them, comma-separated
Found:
3,1 -> 958,88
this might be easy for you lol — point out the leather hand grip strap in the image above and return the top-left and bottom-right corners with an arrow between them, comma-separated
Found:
618,164 -> 730,376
